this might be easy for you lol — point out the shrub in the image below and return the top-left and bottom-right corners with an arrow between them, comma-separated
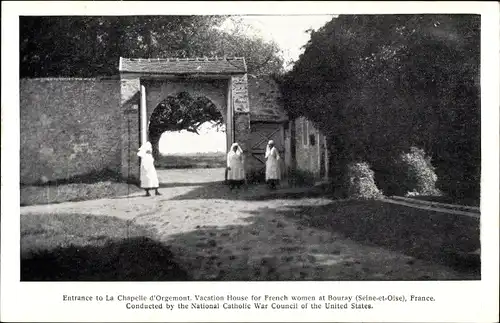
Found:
280,15 -> 480,204
399,147 -> 441,196
346,162 -> 383,199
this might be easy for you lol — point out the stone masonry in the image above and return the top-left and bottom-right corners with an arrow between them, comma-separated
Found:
231,74 -> 251,153
19,57 -> 295,185
20,78 -> 121,184
118,57 -> 252,182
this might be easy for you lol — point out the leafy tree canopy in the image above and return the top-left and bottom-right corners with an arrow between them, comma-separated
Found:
20,16 -> 284,77
281,14 -> 480,199
148,92 -> 222,138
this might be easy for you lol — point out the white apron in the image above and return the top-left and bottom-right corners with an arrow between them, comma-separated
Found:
139,154 -> 159,188
265,146 -> 281,181
227,151 -> 245,181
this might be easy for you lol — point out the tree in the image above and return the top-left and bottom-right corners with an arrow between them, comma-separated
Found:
281,14 -> 480,200
147,92 -> 223,158
20,16 -> 284,77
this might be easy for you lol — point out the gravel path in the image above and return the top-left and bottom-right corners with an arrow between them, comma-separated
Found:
21,168 -> 478,281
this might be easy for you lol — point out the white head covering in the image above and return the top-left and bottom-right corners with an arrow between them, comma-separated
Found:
137,141 -> 153,158
229,142 -> 243,156
265,140 -> 274,158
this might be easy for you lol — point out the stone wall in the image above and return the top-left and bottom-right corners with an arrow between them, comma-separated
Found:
20,74 -> 292,185
119,74 -> 141,182
294,116 -> 328,178
248,75 -> 287,123
231,74 -> 251,154
20,78 -> 121,184
144,79 -> 228,121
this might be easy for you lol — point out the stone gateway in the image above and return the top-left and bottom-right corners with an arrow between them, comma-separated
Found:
20,57 -> 327,185
118,57 -> 252,183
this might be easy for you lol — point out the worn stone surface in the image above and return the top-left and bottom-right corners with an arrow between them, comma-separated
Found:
231,74 -> 250,113
234,113 -> 251,153
20,78 -> 121,184
120,74 -> 140,106
119,74 -> 142,182
247,75 -> 288,123
144,79 -> 228,122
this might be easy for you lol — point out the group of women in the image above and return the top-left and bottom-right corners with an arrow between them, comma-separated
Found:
137,140 -> 281,196
226,140 -> 281,190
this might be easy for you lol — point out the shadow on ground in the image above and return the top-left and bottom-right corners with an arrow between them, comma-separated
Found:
21,213 -> 189,281
22,236 -> 189,281
21,197 -> 480,281
159,181 -> 223,188
161,200 -> 480,281
167,181 -> 324,201
268,200 -> 480,274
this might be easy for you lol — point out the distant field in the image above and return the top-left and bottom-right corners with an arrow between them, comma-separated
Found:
156,152 -> 226,169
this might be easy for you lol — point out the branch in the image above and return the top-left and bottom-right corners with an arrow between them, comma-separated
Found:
186,126 -> 200,135
251,54 -> 274,73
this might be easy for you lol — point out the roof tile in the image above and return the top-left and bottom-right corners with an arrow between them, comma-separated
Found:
119,57 -> 247,74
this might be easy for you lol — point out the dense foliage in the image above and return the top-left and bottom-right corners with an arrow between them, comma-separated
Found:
376,147 -> 440,197
281,15 -> 480,200
346,162 -> 384,199
20,15 -> 284,141
20,16 -> 284,77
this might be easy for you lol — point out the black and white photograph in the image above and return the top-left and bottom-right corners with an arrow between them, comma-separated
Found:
2,1 -> 499,322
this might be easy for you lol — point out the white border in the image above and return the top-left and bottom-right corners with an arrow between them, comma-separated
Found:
2,2 -> 499,322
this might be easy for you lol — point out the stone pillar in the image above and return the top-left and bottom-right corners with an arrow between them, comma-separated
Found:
120,74 -> 141,184
140,84 -> 147,146
230,74 -> 250,153
226,78 -> 233,152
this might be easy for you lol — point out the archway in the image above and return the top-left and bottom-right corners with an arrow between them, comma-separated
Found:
118,57 -> 251,184
148,92 -> 225,170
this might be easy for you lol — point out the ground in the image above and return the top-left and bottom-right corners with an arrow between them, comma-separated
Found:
20,168 -> 480,281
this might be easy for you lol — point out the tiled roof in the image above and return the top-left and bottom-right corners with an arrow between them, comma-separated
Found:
119,57 -> 247,74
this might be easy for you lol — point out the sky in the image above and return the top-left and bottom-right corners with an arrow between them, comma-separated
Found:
222,15 -> 336,70
159,15 -> 334,155
159,122 -> 226,154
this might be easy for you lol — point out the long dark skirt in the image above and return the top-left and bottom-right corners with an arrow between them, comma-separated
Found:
267,179 -> 279,189
228,180 -> 244,189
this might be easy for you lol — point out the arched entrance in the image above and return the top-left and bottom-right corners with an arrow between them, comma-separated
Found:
118,57 -> 251,183
148,91 -> 224,162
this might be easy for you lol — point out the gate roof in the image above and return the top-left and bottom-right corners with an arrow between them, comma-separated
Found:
119,57 -> 246,74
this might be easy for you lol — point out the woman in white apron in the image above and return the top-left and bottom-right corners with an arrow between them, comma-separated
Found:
226,143 -> 245,189
137,141 -> 161,196
265,140 -> 281,189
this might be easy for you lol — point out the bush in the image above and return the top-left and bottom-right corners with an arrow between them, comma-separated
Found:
280,15 -> 480,204
399,147 -> 441,196
346,162 -> 383,199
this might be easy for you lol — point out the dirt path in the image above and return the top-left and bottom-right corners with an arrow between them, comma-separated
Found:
21,168 -> 478,280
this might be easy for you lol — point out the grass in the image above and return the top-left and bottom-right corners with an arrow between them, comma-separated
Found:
279,199 -> 481,275
20,181 -> 142,206
20,213 -> 188,281
19,166 -> 480,281
20,169 -> 142,206
408,195 -> 480,207
19,195 -> 480,281
156,152 -> 226,169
